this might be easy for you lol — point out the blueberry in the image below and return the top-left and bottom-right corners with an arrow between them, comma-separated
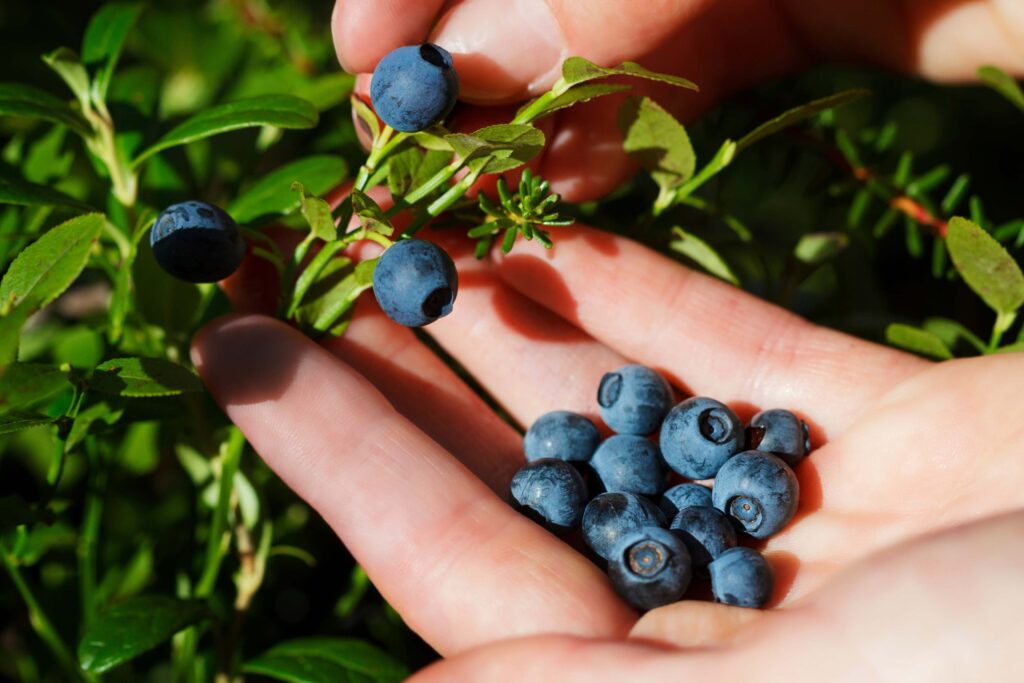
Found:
712,451 -> 799,539
669,506 -> 737,568
747,409 -> 811,467
589,435 -> 665,496
524,411 -> 600,463
582,492 -> 665,561
372,239 -> 458,327
150,201 -> 244,283
370,44 -> 459,133
607,526 -> 692,611
659,397 -> 743,479
596,365 -> 673,435
707,547 -> 774,608
659,483 -> 713,518
510,459 -> 587,533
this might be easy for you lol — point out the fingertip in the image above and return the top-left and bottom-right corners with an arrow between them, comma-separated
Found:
332,0 -> 448,74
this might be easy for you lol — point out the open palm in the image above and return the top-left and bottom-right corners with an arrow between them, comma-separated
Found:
193,224 -> 1024,675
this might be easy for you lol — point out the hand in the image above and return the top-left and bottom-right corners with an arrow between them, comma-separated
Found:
332,0 -> 1024,201
192,224 -> 1024,678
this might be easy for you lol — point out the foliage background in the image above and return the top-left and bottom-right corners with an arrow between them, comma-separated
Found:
1,0 -> 1022,681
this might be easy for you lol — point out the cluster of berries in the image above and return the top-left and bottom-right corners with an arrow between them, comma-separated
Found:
510,365 -> 809,611
149,44 -> 463,328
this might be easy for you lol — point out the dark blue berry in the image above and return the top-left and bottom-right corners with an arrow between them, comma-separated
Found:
607,526 -> 692,611
589,435 -> 665,496
748,409 -> 811,467
372,239 -> 458,327
659,397 -> 743,479
150,201 -> 244,283
597,365 -> 673,435
524,411 -> 600,463
510,458 -> 587,533
712,451 -> 799,539
582,492 -> 665,561
708,547 -> 774,608
659,483 -> 713,518
669,505 -> 737,568
370,44 -> 459,133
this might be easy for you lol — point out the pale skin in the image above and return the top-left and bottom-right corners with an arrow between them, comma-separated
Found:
195,2 -> 1024,680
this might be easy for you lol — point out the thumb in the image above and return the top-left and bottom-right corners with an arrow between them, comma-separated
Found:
334,0 -> 716,104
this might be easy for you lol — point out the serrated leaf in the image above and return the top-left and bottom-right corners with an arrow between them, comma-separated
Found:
78,595 -> 207,674
946,216 -> 1024,315
0,82 -> 91,136
0,176 -> 93,212
618,96 -> 695,191
794,232 -> 849,266
0,213 -> 104,315
978,66 -> 1024,113
886,323 -> 953,360
229,156 -> 348,225
670,227 -> 739,285
387,148 -> 451,197
449,124 -> 545,174
42,48 -> 91,109
0,363 -> 71,413
517,82 -> 631,122
0,412 -> 53,436
0,301 -> 32,365
560,57 -> 698,92
350,190 -> 393,236
82,3 -> 143,108
291,182 -> 337,241
132,95 -> 318,168
243,637 -> 407,683
90,358 -> 202,398
737,89 -> 870,151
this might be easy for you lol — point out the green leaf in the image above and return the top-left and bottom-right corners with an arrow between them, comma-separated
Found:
65,401 -> 124,453
82,3 -> 143,108
946,216 -> 1024,315
78,595 -> 207,674
618,96 -> 695,192
517,83 -> 631,122
886,323 -> 954,360
0,176 -> 93,212
350,190 -> 393,236
0,363 -> 71,414
560,57 -> 698,92
298,258 -> 377,335
447,124 -> 545,174
229,156 -> 348,225
994,341 -> 1024,355
132,240 -> 202,336
350,95 -> 380,142
0,82 -> 91,136
0,411 -> 53,436
388,148 -> 452,197
0,301 -> 32,365
0,213 -> 104,315
243,637 -> 407,683
132,95 -> 318,168
670,227 -> 739,285
978,66 -> 1024,113
737,89 -> 870,151
794,232 -> 849,267
42,48 -> 91,109
90,358 -> 202,398
292,182 -> 337,242
923,317 -> 986,354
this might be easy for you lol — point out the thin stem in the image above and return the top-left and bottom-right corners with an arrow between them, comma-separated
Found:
354,126 -> 406,192
195,428 -> 246,599
387,159 -> 463,216
78,439 -> 105,629
511,85 -> 564,125
1,541 -> 93,682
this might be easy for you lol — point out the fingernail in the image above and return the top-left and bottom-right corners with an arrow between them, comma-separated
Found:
430,0 -> 566,103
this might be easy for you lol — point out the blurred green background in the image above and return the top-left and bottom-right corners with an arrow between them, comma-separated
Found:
1,0 -> 1022,680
